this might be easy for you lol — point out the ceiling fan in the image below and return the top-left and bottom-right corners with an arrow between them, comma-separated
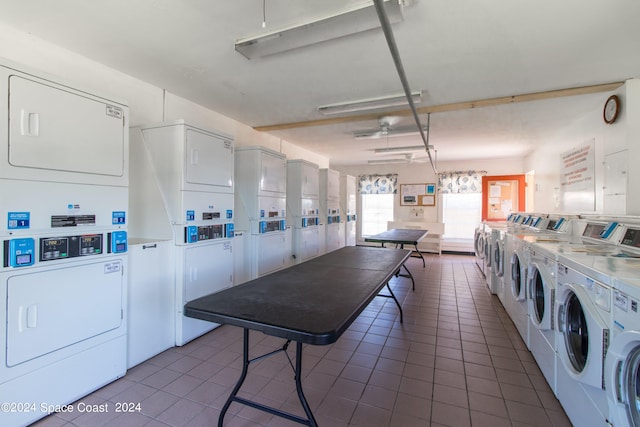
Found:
353,116 -> 427,139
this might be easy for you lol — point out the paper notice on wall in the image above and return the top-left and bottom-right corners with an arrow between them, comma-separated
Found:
560,139 -> 595,211
489,185 -> 502,197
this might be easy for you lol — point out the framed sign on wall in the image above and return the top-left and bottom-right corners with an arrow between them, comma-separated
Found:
400,183 -> 436,206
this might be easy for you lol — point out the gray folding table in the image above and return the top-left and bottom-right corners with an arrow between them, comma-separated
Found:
365,228 -> 428,290
184,246 -> 410,427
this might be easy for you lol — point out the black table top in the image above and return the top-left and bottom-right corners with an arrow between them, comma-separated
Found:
184,246 -> 410,345
364,228 -> 429,245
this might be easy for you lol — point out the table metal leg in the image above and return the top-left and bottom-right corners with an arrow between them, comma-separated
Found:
414,244 -> 426,267
377,282 -> 404,323
295,341 -> 318,427
217,328 -> 318,426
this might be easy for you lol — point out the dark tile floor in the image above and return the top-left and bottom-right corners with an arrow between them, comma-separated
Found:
33,254 -> 572,426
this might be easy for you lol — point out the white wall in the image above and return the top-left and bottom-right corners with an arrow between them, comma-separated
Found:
524,79 -> 639,215
0,22 -> 330,168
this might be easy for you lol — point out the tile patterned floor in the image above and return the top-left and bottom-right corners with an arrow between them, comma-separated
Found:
33,254 -> 572,426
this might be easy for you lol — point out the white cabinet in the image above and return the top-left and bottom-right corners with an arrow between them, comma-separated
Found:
127,240 -> 174,368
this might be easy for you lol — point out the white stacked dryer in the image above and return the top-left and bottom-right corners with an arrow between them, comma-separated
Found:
131,121 -> 235,346
235,147 -> 291,278
0,60 -> 129,426
341,174 -> 357,246
287,160 -> 321,263
320,168 -> 344,253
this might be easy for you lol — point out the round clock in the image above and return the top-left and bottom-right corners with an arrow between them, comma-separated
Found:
603,95 -> 620,124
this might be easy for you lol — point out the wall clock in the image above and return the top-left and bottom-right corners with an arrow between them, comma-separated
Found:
603,95 -> 620,124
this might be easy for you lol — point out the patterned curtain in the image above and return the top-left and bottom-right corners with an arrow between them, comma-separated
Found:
358,174 -> 398,195
438,170 -> 486,194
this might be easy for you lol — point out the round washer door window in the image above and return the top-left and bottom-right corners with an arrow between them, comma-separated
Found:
511,254 -> 521,298
564,292 -> 589,372
623,345 -> 640,425
532,268 -> 545,323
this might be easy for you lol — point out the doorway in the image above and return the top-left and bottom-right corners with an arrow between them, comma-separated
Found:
481,175 -> 526,221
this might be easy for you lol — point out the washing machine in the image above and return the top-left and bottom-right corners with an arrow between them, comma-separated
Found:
526,242 -> 559,394
505,231 -> 531,347
483,222 -> 494,288
474,224 -> 487,274
490,226 -> 507,297
607,273 -> 640,427
555,255 -> 612,427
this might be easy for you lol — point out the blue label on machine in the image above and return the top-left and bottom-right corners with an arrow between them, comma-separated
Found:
226,209 -> 233,219
554,218 -> 565,230
7,212 -> 30,230
9,238 -> 35,267
601,222 -> 618,239
225,223 -> 234,238
260,210 -> 265,218
186,210 -> 195,221
186,226 -> 198,243
110,231 -> 128,253
112,211 -> 126,225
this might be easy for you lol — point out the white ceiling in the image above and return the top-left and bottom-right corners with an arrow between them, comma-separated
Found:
1,0 -> 639,167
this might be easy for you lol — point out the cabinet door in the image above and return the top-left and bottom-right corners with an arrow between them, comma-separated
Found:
302,163 -> 320,198
184,241 -> 233,302
9,75 -> 125,177
256,233 -> 287,276
6,260 -> 124,366
260,152 -> 287,194
185,128 -> 234,190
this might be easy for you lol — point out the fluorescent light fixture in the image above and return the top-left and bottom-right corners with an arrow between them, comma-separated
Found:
368,158 -> 409,165
374,145 -> 433,154
236,0 -> 405,59
321,91 -> 421,116
353,122 -> 427,139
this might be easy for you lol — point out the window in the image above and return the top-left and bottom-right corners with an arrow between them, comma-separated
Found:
441,193 -> 482,239
438,170 -> 485,240
361,193 -> 394,237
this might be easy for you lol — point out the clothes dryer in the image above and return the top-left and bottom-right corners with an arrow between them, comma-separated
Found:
555,256 -> 612,427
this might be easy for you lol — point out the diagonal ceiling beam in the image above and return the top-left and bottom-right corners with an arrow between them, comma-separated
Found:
254,81 -> 624,132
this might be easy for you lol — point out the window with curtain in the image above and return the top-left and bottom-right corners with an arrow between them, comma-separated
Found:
438,171 -> 486,240
359,174 -> 397,237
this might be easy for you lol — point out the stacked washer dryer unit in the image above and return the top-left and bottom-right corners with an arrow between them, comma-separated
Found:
525,220 -> 621,397
320,168 -> 344,253
132,121 -> 235,346
287,160 -> 321,263
235,147 -> 292,279
341,174 -> 357,246
0,61 -> 129,425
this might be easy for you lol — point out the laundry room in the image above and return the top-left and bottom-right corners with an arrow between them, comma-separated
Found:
1,2 -> 640,426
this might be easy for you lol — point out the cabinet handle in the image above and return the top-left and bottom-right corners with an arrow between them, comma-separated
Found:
142,244 -> 157,249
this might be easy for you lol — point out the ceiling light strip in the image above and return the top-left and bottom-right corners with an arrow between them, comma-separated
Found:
318,91 -> 421,115
235,0 -> 404,59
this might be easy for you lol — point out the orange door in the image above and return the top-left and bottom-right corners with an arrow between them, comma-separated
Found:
481,175 -> 526,221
